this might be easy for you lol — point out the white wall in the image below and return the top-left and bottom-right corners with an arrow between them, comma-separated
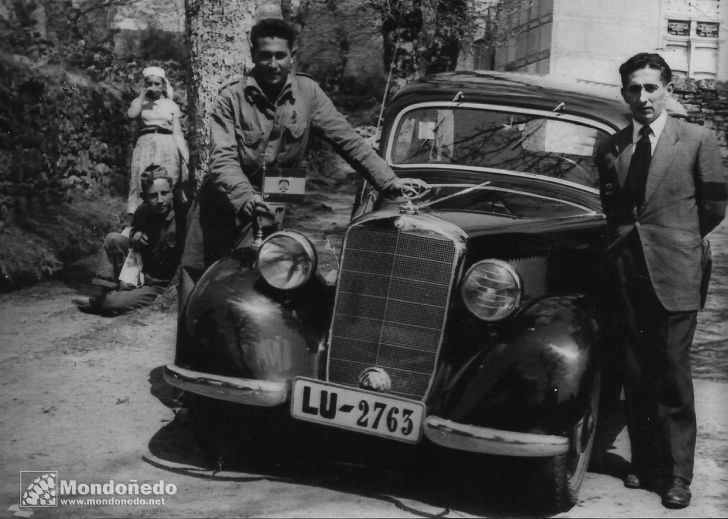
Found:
549,0 -> 662,85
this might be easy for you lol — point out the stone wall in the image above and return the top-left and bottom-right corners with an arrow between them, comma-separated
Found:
673,78 -> 728,165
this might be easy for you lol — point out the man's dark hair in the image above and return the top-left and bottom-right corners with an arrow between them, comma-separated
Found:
619,53 -> 672,86
250,18 -> 295,51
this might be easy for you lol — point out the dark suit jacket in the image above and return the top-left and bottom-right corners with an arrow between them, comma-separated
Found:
596,116 -> 727,312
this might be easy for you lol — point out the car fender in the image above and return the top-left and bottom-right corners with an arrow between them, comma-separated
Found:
436,295 -> 600,434
176,253 -> 333,381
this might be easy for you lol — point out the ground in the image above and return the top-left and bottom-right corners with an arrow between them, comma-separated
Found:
1,201 -> 727,518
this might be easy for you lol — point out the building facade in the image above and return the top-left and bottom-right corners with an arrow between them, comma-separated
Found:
470,0 -> 727,84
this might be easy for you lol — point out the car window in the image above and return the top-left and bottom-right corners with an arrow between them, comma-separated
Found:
389,107 -> 610,190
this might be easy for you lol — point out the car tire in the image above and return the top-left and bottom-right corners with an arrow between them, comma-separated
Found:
181,394 -> 298,471
180,394 -> 255,469
535,372 -> 601,512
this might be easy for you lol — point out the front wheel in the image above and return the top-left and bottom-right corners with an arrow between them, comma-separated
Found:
180,394 -> 292,471
536,372 -> 600,511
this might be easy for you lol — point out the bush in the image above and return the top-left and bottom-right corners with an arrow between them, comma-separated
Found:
139,28 -> 188,65
0,194 -> 125,291
0,21 -> 188,290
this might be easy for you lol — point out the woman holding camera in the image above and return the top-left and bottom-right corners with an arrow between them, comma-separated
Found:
126,66 -> 189,215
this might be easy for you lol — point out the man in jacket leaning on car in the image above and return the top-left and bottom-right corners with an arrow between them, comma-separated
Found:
178,18 -> 425,306
596,52 -> 727,509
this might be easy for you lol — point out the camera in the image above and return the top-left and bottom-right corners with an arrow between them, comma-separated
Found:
145,89 -> 162,100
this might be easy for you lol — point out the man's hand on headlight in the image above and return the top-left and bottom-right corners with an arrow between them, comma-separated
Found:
241,193 -> 272,218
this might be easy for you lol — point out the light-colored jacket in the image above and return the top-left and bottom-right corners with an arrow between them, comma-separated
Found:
207,71 -> 396,216
596,116 -> 727,311
181,72 -> 396,272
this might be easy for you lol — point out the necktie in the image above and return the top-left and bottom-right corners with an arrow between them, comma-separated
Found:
626,125 -> 652,206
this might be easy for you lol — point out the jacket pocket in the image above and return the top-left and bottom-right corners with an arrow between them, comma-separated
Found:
284,121 -> 306,140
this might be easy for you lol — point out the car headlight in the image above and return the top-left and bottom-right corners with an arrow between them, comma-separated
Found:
257,231 -> 317,290
461,259 -> 522,321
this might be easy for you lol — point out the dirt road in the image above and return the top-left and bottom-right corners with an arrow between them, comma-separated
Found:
1,217 -> 727,517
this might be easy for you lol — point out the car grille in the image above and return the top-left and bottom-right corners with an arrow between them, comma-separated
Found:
327,222 -> 459,400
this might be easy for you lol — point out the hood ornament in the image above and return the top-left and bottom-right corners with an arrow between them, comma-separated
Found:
358,367 -> 392,393
398,180 -> 430,215
399,198 -> 419,215
398,180 -> 493,216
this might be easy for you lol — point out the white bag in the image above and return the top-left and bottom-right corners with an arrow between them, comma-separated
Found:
118,250 -> 145,289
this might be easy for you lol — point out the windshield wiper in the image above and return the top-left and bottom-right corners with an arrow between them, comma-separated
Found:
417,180 -> 492,209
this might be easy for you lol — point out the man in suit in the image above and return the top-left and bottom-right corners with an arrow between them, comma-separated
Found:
596,53 -> 727,509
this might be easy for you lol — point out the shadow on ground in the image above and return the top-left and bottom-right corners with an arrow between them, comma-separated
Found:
144,366 -> 636,517
54,254 -> 99,295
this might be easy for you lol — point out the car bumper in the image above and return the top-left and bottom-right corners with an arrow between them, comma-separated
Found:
423,416 -> 569,457
164,365 -> 569,456
163,364 -> 288,407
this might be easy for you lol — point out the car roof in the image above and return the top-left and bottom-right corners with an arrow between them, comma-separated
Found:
389,70 -> 687,131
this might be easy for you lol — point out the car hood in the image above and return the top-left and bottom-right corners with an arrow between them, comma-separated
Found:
366,204 -> 605,241
372,167 -> 606,240
390,167 -> 602,208
420,209 -> 605,239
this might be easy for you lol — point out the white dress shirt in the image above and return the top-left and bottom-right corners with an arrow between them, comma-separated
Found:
631,109 -> 668,155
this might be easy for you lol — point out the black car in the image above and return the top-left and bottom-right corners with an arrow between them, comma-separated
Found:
165,71 -> 660,509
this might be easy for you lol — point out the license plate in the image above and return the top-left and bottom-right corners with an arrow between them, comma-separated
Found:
290,378 -> 424,443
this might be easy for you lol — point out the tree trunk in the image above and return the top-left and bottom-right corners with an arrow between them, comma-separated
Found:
376,0 -> 469,95
185,0 -> 257,187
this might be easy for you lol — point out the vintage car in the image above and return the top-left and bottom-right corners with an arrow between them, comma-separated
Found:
165,71 -> 643,509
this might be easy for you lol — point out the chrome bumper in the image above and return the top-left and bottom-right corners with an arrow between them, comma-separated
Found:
424,416 -> 569,457
164,364 -> 288,407
164,365 -> 569,455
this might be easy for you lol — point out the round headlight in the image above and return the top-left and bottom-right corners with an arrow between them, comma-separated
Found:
461,259 -> 522,321
257,231 -> 317,290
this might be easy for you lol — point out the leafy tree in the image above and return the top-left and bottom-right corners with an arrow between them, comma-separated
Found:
367,0 -> 541,95
289,0 -> 509,94
41,0 -> 133,48
368,0 -> 473,92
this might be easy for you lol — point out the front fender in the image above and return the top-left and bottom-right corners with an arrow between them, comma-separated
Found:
176,251 -> 334,381
436,295 -> 600,435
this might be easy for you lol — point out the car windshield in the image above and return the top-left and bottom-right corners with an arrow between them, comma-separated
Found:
388,106 -> 611,190
416,185 -> 593,218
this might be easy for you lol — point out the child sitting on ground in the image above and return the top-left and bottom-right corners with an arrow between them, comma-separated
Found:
73,164 -> 186,315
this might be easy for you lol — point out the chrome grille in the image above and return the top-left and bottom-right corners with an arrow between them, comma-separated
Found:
508,256 -> 547,298
327,224 -> 458,399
